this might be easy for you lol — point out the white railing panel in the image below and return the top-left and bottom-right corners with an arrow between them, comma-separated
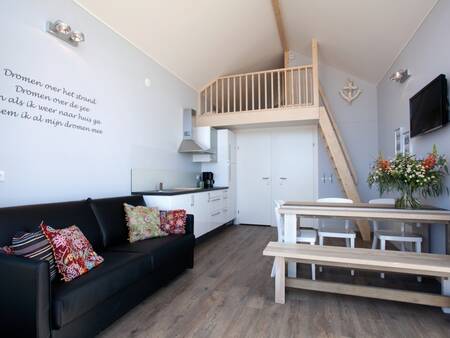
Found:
199,65 -> 314,115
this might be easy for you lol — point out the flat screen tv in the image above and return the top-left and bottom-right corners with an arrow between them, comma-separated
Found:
410,74 -> 448,137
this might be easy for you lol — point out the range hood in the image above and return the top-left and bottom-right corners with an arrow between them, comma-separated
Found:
178,109 -> 216,154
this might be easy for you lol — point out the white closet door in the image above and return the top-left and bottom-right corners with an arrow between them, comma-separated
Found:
236,131 -> 272,225
271,126 -> 317,226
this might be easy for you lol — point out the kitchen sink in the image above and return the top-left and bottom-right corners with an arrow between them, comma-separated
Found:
173,187 -> 200,191
152,187 -> 200,193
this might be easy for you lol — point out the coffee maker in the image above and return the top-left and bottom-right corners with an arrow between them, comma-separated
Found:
202,172 -> 215,188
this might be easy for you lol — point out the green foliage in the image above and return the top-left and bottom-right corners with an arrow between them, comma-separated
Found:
367,146 -> 449,202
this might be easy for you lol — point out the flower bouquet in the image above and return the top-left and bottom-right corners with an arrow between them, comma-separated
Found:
367,145 -> 448,209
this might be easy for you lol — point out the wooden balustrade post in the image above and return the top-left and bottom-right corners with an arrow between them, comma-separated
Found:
271,72 -> 274,109
246,75 -> 248,111
227,78 -> 230,113
312,39 -> 319,107
265,73 -> 268,109
252,74 -> 255,110
233,77 -> 236,112
277,71 -> 281,108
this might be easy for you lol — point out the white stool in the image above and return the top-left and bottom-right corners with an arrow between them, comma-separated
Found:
271,200 -> 317,280
317,198 -> 355,276
369,198 -> 423,282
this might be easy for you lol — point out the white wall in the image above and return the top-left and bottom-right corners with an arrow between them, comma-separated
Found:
377,0 -> 450,210
288,51 -> 379,202
377,0 -> 450,252
0,0 -> 199,207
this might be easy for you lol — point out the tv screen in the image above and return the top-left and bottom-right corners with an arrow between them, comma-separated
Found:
409,74 -> 448,137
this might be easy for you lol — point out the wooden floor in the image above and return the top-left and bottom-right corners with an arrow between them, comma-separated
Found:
98,225 -> 450,338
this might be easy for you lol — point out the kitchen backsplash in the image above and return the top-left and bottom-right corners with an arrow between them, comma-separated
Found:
131,168 -> 199,192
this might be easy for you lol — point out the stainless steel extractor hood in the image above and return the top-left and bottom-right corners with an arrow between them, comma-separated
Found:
178,109 -> 215,154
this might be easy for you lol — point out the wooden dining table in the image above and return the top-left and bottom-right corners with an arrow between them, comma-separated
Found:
279,201 -> 450,278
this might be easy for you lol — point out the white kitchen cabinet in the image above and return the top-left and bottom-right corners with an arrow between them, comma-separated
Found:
202,129 -> 237,223
143,189 -> 230,238
193,191 -> 210,237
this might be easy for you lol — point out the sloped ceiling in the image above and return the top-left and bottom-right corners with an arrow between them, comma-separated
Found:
282,0 -> 438,84
75,0 -> 438,90
74,0 -> 282,90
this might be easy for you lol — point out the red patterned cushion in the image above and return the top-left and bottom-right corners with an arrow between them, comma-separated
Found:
40,223 -> 104,282
159,209 -> 187,235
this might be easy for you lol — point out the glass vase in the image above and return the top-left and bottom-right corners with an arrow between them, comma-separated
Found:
395,188 -> 421,209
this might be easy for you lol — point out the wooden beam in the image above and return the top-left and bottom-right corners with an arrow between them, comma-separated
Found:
286,278 -> 450,308
264,241 -> 450,277
319,84 -> 358,184
195,106 -> 321,128
272,0 -> 288,52
311,39 -> 319,106
283,50 -> 289,68
319,108 -> 371,241
275,257 -> 286,304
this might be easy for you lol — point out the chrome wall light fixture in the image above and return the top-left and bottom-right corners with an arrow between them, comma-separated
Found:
390,69 -> 410,83
46,20 -> 85,47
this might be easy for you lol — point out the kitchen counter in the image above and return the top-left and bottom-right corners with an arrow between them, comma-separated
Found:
132,186 -> 228,196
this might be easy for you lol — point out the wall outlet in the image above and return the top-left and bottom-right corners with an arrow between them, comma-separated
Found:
0,171 -> 5,182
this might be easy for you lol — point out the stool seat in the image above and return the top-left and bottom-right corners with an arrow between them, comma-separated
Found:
376,231 -> 422,242
319,227 -> 356,238
298,229 -> 317,243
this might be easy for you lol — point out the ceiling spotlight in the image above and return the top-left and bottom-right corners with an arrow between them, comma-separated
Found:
390,69 -> 410,83
47,20 -> 85,47
54,20 -> 71,34
70,31 -> 85,43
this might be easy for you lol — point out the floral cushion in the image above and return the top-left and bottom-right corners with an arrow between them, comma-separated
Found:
40,223 -> 104,282
159,209 -> 187,235
124,203 -> 168,243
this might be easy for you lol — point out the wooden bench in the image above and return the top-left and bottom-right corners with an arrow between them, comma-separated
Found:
263,241 -> 450,312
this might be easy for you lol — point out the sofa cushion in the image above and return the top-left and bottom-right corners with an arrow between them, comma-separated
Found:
159,209 -> 187,235
88,195 -> 146,247
0,200 -> 103,251
109,234 -> 195,271
41,224 -> 104,282
52,251 -> 150,329
11,228 -> 58,281
124,204 -> 168,243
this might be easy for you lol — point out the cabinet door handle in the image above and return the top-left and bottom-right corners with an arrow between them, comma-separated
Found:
279,177 -> 288,180
211,211 -> 221,217
210,197 -> 221,202
262,177 -> 270,180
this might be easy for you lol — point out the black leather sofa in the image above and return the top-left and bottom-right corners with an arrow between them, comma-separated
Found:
0,195 -> 195,338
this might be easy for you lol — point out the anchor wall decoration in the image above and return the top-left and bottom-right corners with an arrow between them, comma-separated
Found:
339,79 -> 362,104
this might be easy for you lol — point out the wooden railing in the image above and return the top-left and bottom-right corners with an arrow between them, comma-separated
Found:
199,65 -> 315,115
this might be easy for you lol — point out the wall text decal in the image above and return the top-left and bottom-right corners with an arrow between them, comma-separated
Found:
0,67 -> 103,135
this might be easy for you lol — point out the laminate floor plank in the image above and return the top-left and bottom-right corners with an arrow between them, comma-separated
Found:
98,225 -> 450,338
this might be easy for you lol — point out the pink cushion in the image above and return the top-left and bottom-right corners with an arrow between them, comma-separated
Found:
159,209 -> 187,235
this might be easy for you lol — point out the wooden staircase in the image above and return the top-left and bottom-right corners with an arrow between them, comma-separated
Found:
318,85 -> 371,241
196,40 -> 371,241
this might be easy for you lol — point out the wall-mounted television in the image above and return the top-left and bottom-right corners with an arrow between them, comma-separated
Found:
409,74 -> 448,137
